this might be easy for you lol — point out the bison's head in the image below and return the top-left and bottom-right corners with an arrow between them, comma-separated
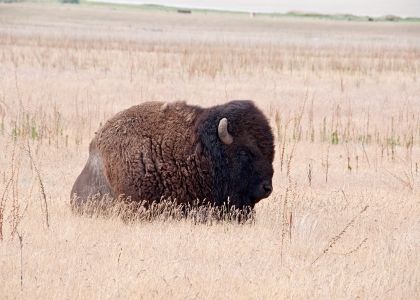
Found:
198,100 -> 274,209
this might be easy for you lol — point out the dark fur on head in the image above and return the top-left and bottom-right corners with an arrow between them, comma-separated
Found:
196,101 -> 274,208
71,100 -> 274,212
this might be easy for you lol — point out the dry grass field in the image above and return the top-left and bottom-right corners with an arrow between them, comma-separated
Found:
0,3 -> 419,299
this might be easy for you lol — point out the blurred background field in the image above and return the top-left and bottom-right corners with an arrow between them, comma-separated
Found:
0,3 -> 419,299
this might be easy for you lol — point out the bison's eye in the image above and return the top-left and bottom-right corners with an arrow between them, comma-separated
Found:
238,149 -> 252,162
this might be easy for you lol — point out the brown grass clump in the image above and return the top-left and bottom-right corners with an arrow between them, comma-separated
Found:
0,3 -> 419,299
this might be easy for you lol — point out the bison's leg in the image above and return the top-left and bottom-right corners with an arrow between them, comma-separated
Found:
70,146 -> 114,214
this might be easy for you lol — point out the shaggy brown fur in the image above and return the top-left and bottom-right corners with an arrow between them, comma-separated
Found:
71,100 -> 274,211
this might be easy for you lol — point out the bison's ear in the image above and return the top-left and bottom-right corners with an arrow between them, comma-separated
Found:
218,118 -> 233,144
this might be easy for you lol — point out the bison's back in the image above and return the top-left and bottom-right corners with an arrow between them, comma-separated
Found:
85,101 -> 208,204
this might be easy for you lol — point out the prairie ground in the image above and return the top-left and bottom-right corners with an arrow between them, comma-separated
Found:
0,3 -> 419,299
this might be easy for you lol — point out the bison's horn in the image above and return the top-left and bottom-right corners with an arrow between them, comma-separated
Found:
218,118 -> 233,145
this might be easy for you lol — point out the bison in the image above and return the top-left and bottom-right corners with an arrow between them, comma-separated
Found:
71,100 -> 274,213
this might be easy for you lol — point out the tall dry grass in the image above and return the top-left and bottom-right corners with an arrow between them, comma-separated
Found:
0,3 -> 419,299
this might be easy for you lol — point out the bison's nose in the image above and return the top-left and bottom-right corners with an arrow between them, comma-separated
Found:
261,180 -> 273,197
